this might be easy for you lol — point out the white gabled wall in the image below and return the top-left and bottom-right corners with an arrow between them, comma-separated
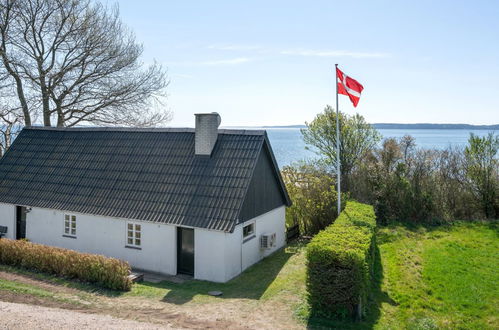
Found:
240,206 -> 286,271
0,203 -> 15,239
24,206 -> 177,275
194,206 -> 286,283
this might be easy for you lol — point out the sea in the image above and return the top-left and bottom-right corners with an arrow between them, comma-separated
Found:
261,128 -> 498,168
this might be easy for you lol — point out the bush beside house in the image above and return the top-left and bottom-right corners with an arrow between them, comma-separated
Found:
306,201 -> 376,319
0,239 -> 132,290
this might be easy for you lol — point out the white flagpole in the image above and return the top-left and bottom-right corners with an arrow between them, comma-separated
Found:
335,64 -> 341,215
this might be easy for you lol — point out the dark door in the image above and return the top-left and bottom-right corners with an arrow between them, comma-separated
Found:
177,227 -> 194,276
16,206 -> 26,239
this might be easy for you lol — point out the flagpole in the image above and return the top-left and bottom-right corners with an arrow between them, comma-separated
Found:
335,64 -> 341,215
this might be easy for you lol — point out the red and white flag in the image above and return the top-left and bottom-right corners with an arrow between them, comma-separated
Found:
336,67 -> 364,107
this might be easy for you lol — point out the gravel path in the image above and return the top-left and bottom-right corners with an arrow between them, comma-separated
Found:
0,301 -> 170,329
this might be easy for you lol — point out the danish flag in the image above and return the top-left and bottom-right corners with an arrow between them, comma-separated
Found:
336,67 -> 364,107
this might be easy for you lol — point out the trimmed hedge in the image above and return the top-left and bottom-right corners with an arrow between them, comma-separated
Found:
0,239 -> 132,291
306,201 -> 376,319
333,201 -> 376,230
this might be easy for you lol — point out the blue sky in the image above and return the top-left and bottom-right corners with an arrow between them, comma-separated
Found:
116,0 -> 499,126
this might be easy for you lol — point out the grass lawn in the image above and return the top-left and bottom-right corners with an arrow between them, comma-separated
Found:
372,221 -> 499,329
0,221 -> 497,329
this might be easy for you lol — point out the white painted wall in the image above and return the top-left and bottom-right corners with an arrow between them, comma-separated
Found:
194,228 -> 227,282
0,202 -> 286,283
224,225 -> 243,281
24,206 -> 177,275
194,206 -> 286,283
0,203 -> 15,239
240,206 -> 286,271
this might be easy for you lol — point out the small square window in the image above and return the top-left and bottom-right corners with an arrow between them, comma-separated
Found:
243,223 -> 255,238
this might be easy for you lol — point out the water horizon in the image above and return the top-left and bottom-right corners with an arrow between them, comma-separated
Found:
261,127 -> 498,168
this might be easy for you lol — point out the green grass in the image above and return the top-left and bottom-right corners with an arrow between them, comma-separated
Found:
0,276 -> 89,307
0,223 -> 497,329
127,240 -> 307,306
374,221 -> 499,329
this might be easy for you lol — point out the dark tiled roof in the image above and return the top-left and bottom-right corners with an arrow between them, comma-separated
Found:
0,127 -> 288,232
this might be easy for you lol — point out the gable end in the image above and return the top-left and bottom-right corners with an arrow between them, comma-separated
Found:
238,138 -> 290,223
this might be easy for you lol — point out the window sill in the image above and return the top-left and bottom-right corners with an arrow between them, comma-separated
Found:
243,235 -> 256,243
125,245 -> 142,250
62,235 -> 77,239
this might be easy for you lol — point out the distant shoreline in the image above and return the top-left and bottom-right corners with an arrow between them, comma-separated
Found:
228,124 -> 499,130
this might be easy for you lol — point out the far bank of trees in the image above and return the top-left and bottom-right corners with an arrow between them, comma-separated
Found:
0,0 -> 170,155
284,107 -> 498,235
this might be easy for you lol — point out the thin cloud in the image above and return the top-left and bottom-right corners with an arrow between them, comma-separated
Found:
281,49 -> 390,58
205,43 -> 389,59
167,57 -> 254,67
200,57 -> 253,65
207,44 -> 262,51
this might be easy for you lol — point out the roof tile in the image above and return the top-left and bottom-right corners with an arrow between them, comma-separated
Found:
0,127 -> 269,232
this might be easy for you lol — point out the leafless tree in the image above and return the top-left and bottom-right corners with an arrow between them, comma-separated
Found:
0,0 -> 170,151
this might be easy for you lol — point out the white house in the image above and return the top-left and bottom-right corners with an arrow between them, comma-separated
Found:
0,113 -> 291,282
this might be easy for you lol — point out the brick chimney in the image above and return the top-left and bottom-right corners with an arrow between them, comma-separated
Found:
194,112 -> 221,156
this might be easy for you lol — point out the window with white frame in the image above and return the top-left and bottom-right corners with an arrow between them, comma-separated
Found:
64,214 -> 76,236
127,223 -> 141,247
243,223 -> 255,238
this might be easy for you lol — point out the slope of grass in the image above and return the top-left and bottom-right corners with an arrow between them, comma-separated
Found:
0,222 -> 497,329
128,240 -> 307,306
0,276 -> 90,307
374,221 -> 498,329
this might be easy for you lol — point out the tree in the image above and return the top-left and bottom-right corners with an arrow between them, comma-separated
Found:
464,133 -> 499,218
0,0 -> 170,149
301,106 -> 381,190
281,160 -> 340,235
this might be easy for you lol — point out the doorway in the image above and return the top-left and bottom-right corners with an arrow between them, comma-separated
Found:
177,227 -> 194,276
16,206 -> 26,239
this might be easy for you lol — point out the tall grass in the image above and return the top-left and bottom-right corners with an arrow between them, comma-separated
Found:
0,239 -> 132,290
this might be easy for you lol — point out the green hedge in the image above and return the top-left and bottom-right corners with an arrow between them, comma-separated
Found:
0,239 -> 132,291
306,201 -> 376,319
333,201 -> 376,230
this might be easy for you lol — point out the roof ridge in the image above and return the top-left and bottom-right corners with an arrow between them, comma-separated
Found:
24,126 -> 266,135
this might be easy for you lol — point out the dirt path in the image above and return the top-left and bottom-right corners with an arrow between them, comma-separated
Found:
0,271 -> 301,329
0,300 -> 169,329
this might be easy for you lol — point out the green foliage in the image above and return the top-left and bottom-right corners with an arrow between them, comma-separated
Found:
350,133 -> 499,224
0,239 -> 132,290
300,105 -> 498,223
282,160 -> 342,235
0,223 -> 497,329
302,106 -> 381,190
378,222 -> 499,329
464,133 -> 499,218
334,200 -> 377,229
306,201 -> 376,319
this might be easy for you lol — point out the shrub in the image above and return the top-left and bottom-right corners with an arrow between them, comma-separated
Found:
349,133 -> 499,224
334,200 -> 376,230
282,160 -> 343,236
306,201 -> 376,320
0,239 -> 132,290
